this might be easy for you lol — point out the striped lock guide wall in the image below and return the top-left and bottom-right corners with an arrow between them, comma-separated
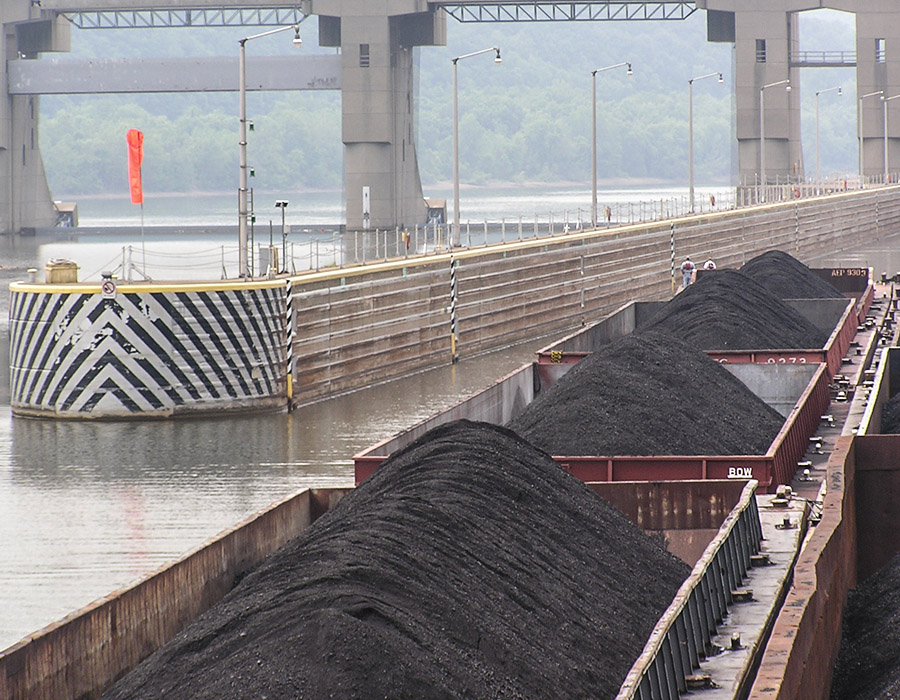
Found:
8,280 -> 289,418
449,255 -> 458,363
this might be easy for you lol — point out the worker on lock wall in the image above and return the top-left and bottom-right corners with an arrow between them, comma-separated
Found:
680,256 -> 695,289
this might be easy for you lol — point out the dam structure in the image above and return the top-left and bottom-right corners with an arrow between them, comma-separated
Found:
8,185 -> 900,418
4,3 -> 900,698
5,0 -> 900,418
0,1 -> 899,234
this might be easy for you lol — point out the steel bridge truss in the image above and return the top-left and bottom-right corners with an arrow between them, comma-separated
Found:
61,7 -> 307,29
60,2 -> 694,27
436,2 -> 696,22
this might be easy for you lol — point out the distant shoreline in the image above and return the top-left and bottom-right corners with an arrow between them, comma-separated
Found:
54,178 -> 734,202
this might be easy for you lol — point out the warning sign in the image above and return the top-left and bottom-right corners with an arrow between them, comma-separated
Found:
101,279 -> 117,300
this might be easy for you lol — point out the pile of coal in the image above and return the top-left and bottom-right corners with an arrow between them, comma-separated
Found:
740,250 -> 845,300
507,331 -> 784,457
830,551 -> 900,699
880,392 -> 900,434
638,269 -> 827,350
101,420 -> 690,700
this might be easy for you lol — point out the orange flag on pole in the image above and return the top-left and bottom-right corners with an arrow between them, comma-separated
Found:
126,129 -> 144,204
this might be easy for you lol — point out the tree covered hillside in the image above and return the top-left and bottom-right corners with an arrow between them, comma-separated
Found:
38,9 -> 858,197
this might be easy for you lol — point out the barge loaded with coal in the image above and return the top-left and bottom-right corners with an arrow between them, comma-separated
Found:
2,250 -> 899,700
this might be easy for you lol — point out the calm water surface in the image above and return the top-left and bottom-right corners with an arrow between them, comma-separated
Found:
1,188 -> 898,651
0,220 -> 551,648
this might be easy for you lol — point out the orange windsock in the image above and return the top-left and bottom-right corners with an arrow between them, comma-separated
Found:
126,129 -> 144,204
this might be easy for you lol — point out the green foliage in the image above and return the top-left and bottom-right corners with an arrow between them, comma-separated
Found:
37,10 -> 857,196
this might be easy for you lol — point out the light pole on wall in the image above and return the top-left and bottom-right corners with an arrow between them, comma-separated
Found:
591,62 -> 632,228
883,94 -> 900,184
815,86 -> 841,191
238,23 -> 302,279
452,47 -> 502,248
759,79 -> 790,203
275,200 -> 289,273
858,90 -> 884,184
688,71 -> 723,213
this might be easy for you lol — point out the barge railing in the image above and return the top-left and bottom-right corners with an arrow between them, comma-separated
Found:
615,480 -> 763,699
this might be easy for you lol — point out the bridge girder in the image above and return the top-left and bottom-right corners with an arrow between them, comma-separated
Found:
57,2 -> 697,28
60,7 -> 307,29
435,2 -> 696,22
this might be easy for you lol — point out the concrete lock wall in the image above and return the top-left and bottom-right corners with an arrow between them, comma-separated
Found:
291,187 -> 900,407
7,187 -> 900,418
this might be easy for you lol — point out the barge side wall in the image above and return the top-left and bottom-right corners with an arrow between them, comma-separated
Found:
0,481 -> 740,700
0,488 -> 350,700
747,436 -> 858,700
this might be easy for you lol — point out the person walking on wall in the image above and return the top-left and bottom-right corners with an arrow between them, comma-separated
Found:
680,256 -> 695,289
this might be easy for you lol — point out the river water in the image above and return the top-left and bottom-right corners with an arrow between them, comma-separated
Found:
1,186 -> 898,652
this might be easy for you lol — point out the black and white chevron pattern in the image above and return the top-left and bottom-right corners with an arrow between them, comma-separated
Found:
8,284 -> 287,418
285,278 -> 294,389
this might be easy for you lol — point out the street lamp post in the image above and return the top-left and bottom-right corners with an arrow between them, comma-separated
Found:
452,47 -> 501,248
591,62 -> 632,227
688,71 -> 723,213
759,79 -> 791,203
883,95 -> 900,184
275,200 -> 289,273
238,23 -> 302,279
815,86 -> 842,192
858,90 -> 884,183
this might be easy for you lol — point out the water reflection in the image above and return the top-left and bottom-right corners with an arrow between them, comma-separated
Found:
0,331 -> 547,650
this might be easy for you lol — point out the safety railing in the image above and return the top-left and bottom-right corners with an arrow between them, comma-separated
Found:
614,480 -> 763,699
76,176 -> 898,282
790,50 -> 857,66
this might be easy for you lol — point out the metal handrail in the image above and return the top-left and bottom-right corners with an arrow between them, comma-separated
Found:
791,50 -> 857,66
615,480 -> 762,699
436,2 -> 696,22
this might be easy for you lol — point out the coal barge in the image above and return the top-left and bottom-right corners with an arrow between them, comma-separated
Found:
2,251 -> 898,700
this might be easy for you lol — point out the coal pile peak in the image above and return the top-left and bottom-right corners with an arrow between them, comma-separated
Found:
880,392 -> 900,434
507,331 -> 784,457
101,420 -> 689,700
740,249 -> 844,300
830,551 -> 900,699
638,269 -> 827,350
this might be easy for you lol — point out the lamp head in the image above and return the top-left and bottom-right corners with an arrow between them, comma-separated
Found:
717,72 -> 724,84
275,200 -> 289,208
626,63 -> 633,77
786,84 -> 792,92
292,26 -> 303,47
494,48 -> 502,65
838,87 -> 843,96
